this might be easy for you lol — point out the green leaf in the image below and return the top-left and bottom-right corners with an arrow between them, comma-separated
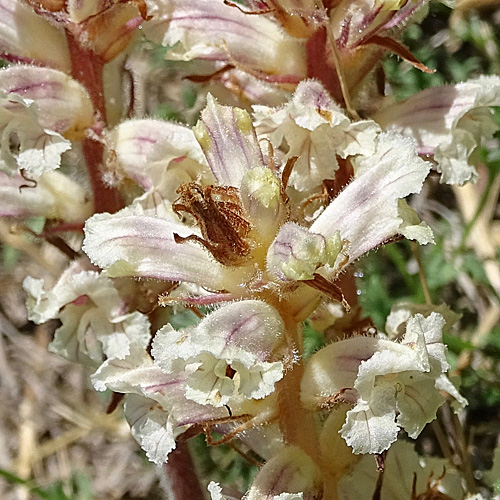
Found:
443,333 -> 474,354
0,469 -> 71,500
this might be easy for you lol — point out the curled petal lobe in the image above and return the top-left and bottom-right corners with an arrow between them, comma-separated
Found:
341,387 -> 400,455
124,394 -> 176,465
0,66 -> 94,140
397,199 -> 434,245
152,300 -> 286,406
24,269 -> 150,366
0,93 -> 70,177
208,482 -> 239,500
267,222 -> 342,281
385,302 -> 460,340
253,80 -> 381,191
303,313 -> 465,454
92,344 -> 228,463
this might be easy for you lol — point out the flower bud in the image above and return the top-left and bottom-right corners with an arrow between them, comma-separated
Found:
246,446 -> 322,500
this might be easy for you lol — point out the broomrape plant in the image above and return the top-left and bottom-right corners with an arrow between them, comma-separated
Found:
2,0 -> 500,499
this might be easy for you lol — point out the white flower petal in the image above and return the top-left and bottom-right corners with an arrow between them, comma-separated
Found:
83,211 -> 242,290
152,300 -> 286,406
0,93 -> 70,177
194,94 -> 264,187
301,336 -> 382,410
397,199 -> 434,245
267,222 -> 342,281
311,133 -> 431,263
395,372 -> 444,438
144,0 -> 306,81
25,268 -> 150,366
341,385 -> 399,454
0,0 -> 70,70
0,65 -> 94,138
375,75 -> 500,185
124,394 -> 176,465
108,118 -> 206,190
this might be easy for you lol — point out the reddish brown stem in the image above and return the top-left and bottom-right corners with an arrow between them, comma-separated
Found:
306,28 -> 344,106
66,31 -> 123,214
162,442 -> 205,500
66,32 -> 107,122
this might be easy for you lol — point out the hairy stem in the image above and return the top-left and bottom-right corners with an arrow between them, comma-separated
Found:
66,32 -> 123,214
276,318 -> 320,461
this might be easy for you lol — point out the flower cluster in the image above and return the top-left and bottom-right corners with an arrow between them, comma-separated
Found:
1,0 -> 499,498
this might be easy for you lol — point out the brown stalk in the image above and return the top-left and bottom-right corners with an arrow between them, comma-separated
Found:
65,32 -> 123,214
162,442 -> 206,500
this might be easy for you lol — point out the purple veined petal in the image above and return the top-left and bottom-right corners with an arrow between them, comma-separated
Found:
245,446 -> 322,500
266,222 -> 342,281
374,75 -> 500,184
189,300 -> 285,363
375,76 -> 500,145
311,133 -> 431,263
228,0 -> 273,12
0,96 -> 72,177
92,343 -> 188,394
0,65 -> 94,138
382,0 -> 427,31
0,171 -> 57,217
93,344 -> 230,424
330,0 -> 384,48
194,94 -> 264,187
0,171 -> 92,221
152,300 -> 286,406
108,119 -> 205,190
92,345 -> 229,464
83,212 -> 246,290
124,390 -> 227,465
0,0 -> 70,71
301,335 -> 383,410
143,0 -> 306,81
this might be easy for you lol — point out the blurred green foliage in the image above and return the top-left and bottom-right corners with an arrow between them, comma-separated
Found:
0,469 -> 92,500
